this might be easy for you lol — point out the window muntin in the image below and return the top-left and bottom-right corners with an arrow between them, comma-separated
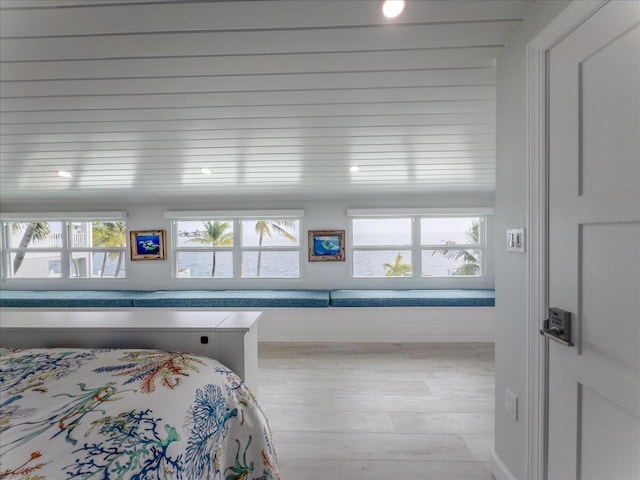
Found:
172,217 -> 300,279
351,214 -> 486,279
2,219 -> 127,279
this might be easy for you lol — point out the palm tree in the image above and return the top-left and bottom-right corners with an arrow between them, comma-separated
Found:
253,220 -> 296,277
11,222 -> 51,274
188,221 -> 233,276
92,222 -> 127,277
432,221 -> 480,275
383,253 -> 412,276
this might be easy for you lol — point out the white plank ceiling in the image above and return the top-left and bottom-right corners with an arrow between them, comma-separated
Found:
0,0 -> 535,203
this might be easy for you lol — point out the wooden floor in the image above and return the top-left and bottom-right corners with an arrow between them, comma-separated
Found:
257,342 -> 496,480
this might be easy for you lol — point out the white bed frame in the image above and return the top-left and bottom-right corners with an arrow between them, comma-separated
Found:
0,309 -> 260,391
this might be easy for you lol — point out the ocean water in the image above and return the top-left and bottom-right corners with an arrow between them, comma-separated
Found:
174,246 -> 477,279
176,251 -> 299,278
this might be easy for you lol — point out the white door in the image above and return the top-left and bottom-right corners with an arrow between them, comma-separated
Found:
546,1 -> 640,479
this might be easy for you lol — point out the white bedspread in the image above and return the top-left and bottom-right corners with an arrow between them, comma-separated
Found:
0,348 -> 279,479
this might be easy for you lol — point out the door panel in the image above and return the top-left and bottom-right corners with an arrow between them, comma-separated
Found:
581,222 -> 639,374
579,385 -> 640,479
581,24 -> 639,196
547,1 -> 640,479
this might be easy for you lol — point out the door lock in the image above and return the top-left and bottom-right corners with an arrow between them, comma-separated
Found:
540,307 -> 574,346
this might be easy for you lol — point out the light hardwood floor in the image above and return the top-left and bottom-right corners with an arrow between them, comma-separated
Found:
257,342 -> 496,480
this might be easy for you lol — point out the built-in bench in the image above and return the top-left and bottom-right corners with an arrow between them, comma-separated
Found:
0,289 -> 495,343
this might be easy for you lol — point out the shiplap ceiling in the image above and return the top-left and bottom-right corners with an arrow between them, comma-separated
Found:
0,0 -> 535,203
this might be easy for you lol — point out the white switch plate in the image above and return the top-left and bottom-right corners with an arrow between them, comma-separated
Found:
506,228 -> 525,253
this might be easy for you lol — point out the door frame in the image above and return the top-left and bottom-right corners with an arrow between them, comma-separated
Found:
526,1 -> 608,479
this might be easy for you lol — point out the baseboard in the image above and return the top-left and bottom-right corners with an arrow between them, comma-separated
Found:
257,306 -> 495,342
490,452 -> 519,480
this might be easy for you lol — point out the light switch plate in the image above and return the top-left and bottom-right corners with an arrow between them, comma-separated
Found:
506,228 -> 525,253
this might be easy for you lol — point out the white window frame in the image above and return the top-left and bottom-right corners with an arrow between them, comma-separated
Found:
0,212 -> 128,280
171,218 -> 236,279
165,210 -> 304,280
419,215 -> 486,278
348,208 -> 492,279
237,217 -> 302,279
350,216 -> 415,278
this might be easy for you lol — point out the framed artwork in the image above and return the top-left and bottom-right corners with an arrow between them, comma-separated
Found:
308,230 -> 345,262
130,230 -> 166,261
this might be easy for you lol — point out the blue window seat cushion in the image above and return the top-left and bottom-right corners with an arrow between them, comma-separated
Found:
0,289 -> 493,308
132,290 -> 330,308
329,289 -> 495,307
0,290 -> 145,308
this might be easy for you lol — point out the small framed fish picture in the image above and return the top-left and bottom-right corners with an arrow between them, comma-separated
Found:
130,230 -> 166,261
308,230 -> 345,262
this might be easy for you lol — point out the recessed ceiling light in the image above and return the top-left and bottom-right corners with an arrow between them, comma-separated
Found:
200,167 -> 213,175
349,165 -> 361,172
381,0 -> 405,18
57,170 -> 73,178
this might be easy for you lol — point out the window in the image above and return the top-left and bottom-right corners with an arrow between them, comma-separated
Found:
352,218 -> 413,277
1,214 -> 127,279
349,209 -> 488,279
170,211 -> 302,279
174,220 -> 234,278
421,217 -> 483,277
240,219 -> 300,278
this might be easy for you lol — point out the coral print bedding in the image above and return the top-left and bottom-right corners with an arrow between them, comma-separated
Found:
0,348 -> 279,480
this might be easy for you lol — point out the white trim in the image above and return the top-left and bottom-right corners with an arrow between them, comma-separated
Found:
525,2 -> 607,479
346,207 -> 494,217
163,209 -> 304,219
0,211 -> 127,220
490,452 -> 519,480
526,27 -> 549,480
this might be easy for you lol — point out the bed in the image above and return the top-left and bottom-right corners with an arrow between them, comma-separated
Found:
0,347 -> 279,479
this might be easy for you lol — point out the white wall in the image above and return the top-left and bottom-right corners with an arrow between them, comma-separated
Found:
1,192 -> 494,291
493,1 -> 570,479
